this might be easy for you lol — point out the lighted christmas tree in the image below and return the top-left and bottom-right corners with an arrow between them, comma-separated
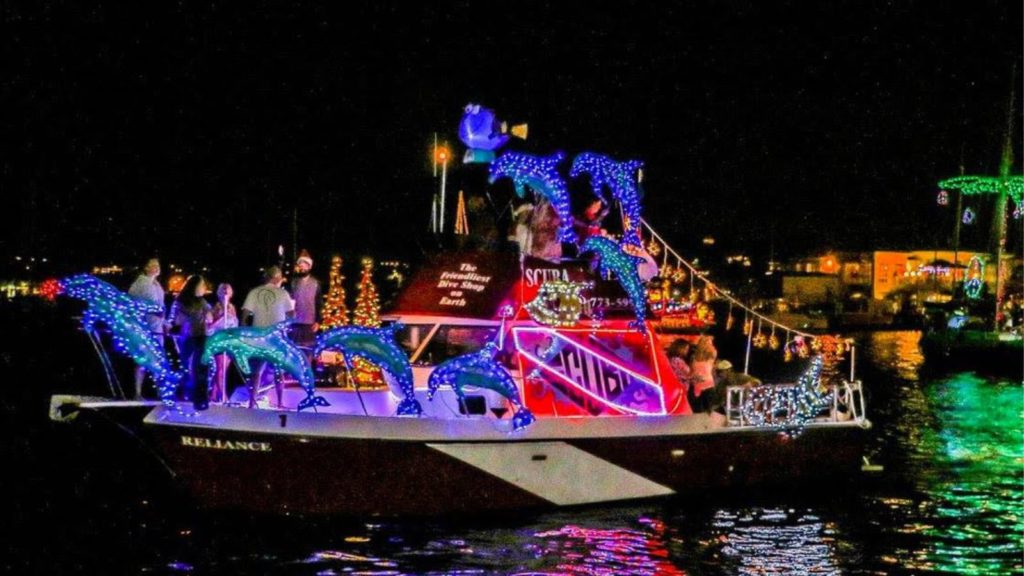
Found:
351,257 -> 385,387
353,257 -> 381,328
320,254 -> 349,330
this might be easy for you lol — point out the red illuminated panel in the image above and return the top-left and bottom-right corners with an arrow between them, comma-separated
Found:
513,326 -> 667,416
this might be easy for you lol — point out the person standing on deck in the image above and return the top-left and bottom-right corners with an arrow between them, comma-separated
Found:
170,275 -> 213,409
289,250 -> 321,351
128,258 -> 166,399
241,266 -> 295,408
207,283 -> 238,403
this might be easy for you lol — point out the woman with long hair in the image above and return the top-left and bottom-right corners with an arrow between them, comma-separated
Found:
171,274 -> 213,409
207,282 -> 238,403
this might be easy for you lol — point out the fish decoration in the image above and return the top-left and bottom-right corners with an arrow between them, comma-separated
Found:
202,322 -> 325,411
489,151 -> 576,243
570,152 -> 645,246
427,342 -> 535,431
579,236 -> 648,329
60,274 -> 182,403
458,103 -> 510,152
740,356 -> 830,436
315,324 -> 421,416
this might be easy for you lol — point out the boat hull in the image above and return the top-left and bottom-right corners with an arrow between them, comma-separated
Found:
920,329 -> 1024,378
144,406 -> 868,516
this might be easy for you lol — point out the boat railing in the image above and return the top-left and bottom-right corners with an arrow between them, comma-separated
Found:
724,380 -> 868,430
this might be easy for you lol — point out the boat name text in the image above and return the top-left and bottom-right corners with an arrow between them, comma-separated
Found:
180,436 -> 272,452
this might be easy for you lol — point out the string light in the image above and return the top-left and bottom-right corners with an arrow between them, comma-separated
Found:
315,324 -> 422,416
488,151 -> 576,243
937,175 -> 1024,203
353,257 -> 381,328
964,255 -> 985,300
962,207 -> 976,225
580,236 -> 647,329
320,255 -> 349,330
740,356 -> 831,437
60,274 -> 182,403
427,342 -> 535,431
39,278 -> 61,301
202,322 -> 326,411
570,152 -> 645,246
525,281 -> 591,327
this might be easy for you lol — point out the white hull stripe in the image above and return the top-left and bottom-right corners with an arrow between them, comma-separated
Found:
427,441 -> 675,506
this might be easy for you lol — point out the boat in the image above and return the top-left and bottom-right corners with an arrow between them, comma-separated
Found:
921,81 -> 1024,378
48,109 -> 872,517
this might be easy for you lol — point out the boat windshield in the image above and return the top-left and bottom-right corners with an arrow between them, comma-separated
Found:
394,324 -> 502,367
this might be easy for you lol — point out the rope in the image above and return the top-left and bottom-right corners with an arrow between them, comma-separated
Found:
640,218 -> 819,340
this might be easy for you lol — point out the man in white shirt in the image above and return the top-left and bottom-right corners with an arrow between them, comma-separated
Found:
241,266 -> 295,407
127,258 -> 165,399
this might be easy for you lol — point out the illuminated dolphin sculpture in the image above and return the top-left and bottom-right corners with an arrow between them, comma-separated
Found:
580,236 -> 648,329
202,322 -> 326,411
740,355 -> 830,436
427,342 -> 535,431
570,152 -> 645,246
489,151 -> 576,243
61,274 -> 182,403
314,324 -> 422,416
458,103 -> 510,151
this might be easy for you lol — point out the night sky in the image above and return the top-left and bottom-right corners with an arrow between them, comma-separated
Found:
3,1 -> 1021,278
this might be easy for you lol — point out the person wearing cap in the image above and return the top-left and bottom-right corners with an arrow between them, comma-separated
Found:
241,265 -> 295,407
709,359 -> 761,423
289,249 -> 322,351
127,257 -> 166,399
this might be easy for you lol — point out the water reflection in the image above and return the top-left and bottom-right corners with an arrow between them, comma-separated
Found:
914,374 -> 1023,575
709,508 -> 841,575
864,331 -> 926,381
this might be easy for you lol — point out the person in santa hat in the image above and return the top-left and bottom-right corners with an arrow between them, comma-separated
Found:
289,249 -> 322,351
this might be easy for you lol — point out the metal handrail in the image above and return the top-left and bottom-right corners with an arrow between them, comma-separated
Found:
725,380 -> 867,429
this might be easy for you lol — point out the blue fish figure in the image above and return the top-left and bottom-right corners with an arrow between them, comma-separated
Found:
580,236 -> 648,329
61,274 -> 182,402
570,152 -> 645,246
202,322 -> 325,411
427,343 -> 535,431
314,324 -> 421,416
489,151 -> 576,243
458,103 -> 510,152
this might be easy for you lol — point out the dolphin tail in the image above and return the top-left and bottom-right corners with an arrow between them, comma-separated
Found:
297,394 -> 331,412
396,397 -> 422,416
511,407 -> 536,431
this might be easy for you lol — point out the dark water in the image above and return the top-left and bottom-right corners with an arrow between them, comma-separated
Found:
3,301 -> 1022,575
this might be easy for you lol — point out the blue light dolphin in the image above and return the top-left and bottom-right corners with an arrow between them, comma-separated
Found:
61,274 -> 182,403
202,322 -> 327,411
580,236 -> 648,329
489,151 -> 576,243
570,152 -> 645,246
427,343 -> 535,431
314,324 -> 422,416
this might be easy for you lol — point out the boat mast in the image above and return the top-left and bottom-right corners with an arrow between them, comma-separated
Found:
991,69 -> 1016,329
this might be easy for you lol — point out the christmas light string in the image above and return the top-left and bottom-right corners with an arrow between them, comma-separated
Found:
740,356 -> 831,437
640,219 -> 832,344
